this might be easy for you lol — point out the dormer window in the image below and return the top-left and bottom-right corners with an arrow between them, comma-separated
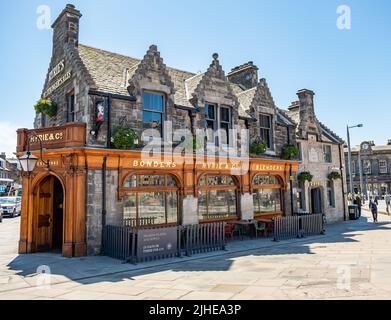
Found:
259,113 -> 273,149
143,92 -> 164,138
220,106 -> 231,145
205,104 -> 216,144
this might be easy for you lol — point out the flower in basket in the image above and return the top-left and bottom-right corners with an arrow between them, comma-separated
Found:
297,171 -> 313,184
112,127 -> 138,150
328,171 -> 342,180
281,144 -> 300,160
249,137 -> 267,156
34,98 -> 58,118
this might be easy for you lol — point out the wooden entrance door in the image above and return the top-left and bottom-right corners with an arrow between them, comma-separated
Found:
35,176 -> 54,252
311,188 -> 322,214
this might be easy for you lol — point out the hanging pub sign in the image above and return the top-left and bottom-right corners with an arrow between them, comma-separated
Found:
96,101 -> 105,123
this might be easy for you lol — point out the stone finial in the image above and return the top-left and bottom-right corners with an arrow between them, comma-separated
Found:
149,44 -> 158,52
212,53 -> 219,61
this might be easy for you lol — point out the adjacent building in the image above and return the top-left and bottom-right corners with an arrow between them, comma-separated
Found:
0,153 -> 21,196
345,140 -> 391,199
16,4 -> 346,257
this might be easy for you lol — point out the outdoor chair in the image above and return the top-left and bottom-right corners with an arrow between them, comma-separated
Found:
224,223 -> 235,241
254,221 -> 267,238
231,224 -> 243,240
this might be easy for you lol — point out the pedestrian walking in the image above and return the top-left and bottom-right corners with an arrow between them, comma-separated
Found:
385,194 -> 391,214
369,197 -> 378,223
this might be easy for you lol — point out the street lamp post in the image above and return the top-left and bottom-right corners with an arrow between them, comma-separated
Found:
346,124 -> 363,201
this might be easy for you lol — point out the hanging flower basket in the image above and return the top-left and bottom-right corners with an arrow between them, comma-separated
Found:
297,171 -> 313,184
328,171 -> 342,180
282,144 -> 299,160
112,127 -> 138,150
34,98 -> 58,118
249,139 -> 267,156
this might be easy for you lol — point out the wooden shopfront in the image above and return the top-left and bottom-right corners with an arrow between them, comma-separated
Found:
17,123 -> 299,257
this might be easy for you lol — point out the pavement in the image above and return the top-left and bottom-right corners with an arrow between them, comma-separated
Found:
0,211 -> 391,300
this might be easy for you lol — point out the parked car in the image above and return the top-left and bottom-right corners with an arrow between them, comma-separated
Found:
0,207 -> 3,222
0,197 -> 21,218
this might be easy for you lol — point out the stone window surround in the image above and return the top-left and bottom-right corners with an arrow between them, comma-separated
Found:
323,144 -> 332,163
259,113 -> 274,151
379,159 -> 388,174
204,101 -> 233,149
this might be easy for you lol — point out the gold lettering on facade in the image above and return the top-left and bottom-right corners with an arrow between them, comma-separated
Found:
201,162 -> 240,170
132,160 -> 177,168
37,160 -> 59,167
43,71 -> 72,98
253,164 -> 283,171
29,132 -> 64,144
48,59 -> 65,82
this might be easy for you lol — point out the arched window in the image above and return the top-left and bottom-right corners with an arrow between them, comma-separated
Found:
198,175 -> 238,221
123,174 -> 178,228
252,175 -> 282,216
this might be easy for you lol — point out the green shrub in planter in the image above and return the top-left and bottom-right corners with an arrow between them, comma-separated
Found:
112,127 -> 138,150
34,98 -> 58,118
328,171 -> 342,180
282,144 -> 299,160
249,140 -> 267,155
297,171 -> 313,184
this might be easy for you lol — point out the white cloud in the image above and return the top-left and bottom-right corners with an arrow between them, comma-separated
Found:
0,122 -> 22,158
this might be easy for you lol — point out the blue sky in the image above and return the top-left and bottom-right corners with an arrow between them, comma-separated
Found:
0,0 -> 390,156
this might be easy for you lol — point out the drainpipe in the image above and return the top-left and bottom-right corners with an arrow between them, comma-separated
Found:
338,144 -> 347,221
102,156 -> 107,229
287,126 -> 294,215
106,96 -> 111,148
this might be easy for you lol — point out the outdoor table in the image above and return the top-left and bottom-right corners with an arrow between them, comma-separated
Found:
256,219 -> 274,236
231,220 -> 257,238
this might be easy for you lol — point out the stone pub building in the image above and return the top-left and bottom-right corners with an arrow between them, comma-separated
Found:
16,5 -> 345,257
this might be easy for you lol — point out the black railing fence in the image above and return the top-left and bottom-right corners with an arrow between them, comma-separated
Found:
273,213 -> 325,241
102,222 -> 226,263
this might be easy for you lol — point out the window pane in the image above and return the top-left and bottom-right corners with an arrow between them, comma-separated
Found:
220,122 -> 229,145
198,191 -> 208,218
143,111 -> 162,134
274,189 -> 281,211
260,128 -> 271,148
207,175 -> 235,186
143,92 -> 163,112
205,104 -> 215,120
166,192 -> 178,224
123,193 -> 137,226
220,107 -> 230,122
253,175 -> 279,185
208,190 -> 231,218
139,175 -> 165,187
139,192 -> 165,225
167,175 -> 177,187
124,175 -> 137,188
253,189 -> 276,214
260,114 -> 271,129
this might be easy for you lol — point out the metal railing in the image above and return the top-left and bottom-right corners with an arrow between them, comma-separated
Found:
102,222 -> 226,263
102,225 -> 135,261
273,213 -> 325,241
180,222 -> 226,256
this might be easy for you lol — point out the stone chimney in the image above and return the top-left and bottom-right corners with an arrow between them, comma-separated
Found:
288,100 -> 300,111
51,4 -> 82,54
227,62 -> 259,90
296,89 -> 322,139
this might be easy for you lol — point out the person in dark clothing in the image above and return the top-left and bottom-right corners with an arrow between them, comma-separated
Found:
374,195 -> 379,205
369,197 -> 378,223
354,194 -> 362,217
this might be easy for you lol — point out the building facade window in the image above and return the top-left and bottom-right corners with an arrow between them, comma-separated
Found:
351,160 -> 356,175
252,175 -> 282,216
143,92 -> 164,138
327,180 -> 335,207
219,106 -> 231,145
379,160 -> 388,174
297,142 -> 302,160
323,145 -> 332,163
363,160 -> 371,174
259,114 -> 273,149
205,103 -> 216,144
67,92 -> 75,122
198,175 -> 238,221
123,174 -> 178,228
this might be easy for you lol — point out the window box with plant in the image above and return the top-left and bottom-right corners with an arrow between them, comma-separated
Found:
328,171 -> 342,181
111,127 -> 138,150
297,171 -> 313,184
34,98 -> 58,118
249,138 -> 267,156
281,144 -> 299,160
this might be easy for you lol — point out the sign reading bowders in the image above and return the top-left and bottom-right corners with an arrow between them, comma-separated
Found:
136,227 -> 178,259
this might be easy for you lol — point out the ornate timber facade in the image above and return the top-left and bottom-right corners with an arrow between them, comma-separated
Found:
16,5 -> 346,257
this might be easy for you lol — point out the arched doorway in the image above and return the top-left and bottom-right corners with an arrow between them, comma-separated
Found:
310,187 -> 323,214
34,175 -> 64,252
